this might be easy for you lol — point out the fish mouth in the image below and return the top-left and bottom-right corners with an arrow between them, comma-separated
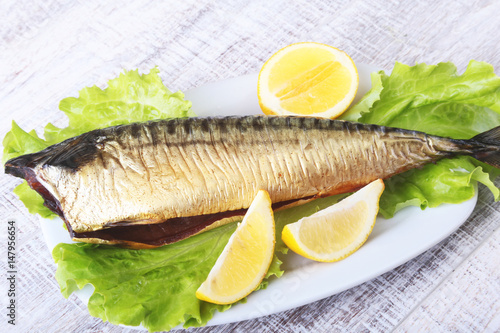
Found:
5,158 -> 65,217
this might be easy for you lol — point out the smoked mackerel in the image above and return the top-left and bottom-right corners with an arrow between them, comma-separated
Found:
5,116 -> 500,248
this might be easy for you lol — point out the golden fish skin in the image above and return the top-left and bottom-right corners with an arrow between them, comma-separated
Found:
5,116 -> 499,247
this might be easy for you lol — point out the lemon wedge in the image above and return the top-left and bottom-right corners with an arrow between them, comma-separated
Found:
196,190 -> 275,304
258,42 -> 359,118
281,179 -> 384,262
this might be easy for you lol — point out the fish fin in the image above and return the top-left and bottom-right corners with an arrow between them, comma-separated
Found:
471,126 -> 500,168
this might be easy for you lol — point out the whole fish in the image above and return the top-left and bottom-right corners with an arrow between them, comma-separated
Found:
5,116 -> 500,248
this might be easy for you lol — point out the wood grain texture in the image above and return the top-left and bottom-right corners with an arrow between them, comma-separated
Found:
1,0 -> 500,332
396,225 -> 500,332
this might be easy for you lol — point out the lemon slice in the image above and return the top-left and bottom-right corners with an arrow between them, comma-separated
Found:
281,179 -> 384,262
196,190 -> 275,304
258,42 -> 359,118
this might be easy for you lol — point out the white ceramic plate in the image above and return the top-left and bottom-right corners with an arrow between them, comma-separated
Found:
40,64 -> 477,327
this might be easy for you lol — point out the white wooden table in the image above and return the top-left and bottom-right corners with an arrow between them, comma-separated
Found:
1,1 -> 499,332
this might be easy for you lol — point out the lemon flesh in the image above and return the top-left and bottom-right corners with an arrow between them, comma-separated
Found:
196,190 -> 275,304
258,42 -> 358,118
282,179 -> 384,262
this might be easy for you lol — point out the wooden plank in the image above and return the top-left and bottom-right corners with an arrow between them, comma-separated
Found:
395,225 -> 500,332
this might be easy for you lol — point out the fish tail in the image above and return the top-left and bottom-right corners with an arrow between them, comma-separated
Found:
470,126 -> 500,168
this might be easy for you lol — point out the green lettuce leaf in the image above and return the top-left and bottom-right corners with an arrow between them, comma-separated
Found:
13,182 -> 56,219
2,121 -> 48,164
52,193 -> 345,331
53,223 -> 235,332
3,68 -> 193,218
341,71 -> 383,121
357,61 -> 500,126
379,157 -> 500,218
45,68 -> 194,144
341,60 -> 500,217
52,196 -> 343,332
